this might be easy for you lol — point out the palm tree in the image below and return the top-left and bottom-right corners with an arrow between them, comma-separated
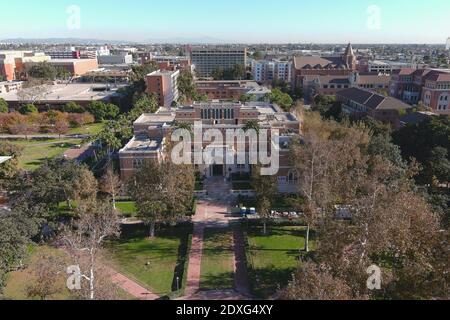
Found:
174,121 -> 193,136
243,120 -> 261,135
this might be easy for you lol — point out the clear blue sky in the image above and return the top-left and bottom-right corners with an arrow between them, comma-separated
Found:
1,0 -> 449,43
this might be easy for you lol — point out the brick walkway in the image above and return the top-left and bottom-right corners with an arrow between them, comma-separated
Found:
107,267 -> 160,300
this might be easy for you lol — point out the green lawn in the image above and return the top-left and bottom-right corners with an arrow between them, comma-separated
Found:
200,228 -> 235,291
3,245 -> 72,300
245,224 -> 314,298
4,244 -> 136,300
10,138 -> 83,170
106,223 -> 193,297
116,201 -> 137,216
67,122 -> 105,136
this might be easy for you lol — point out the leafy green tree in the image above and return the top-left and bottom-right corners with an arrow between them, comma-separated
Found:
132,94 -> 159,114
12,158 -> 95,211
267,88 -> 293,112
177,71 -> 197,102
28,62 -> 57,80
239,94 -> 256,103
0,142 -> 22,189
428,147 -> 450,185
252,165 -> 278,235
0,98 -> 8,113
131,61 -> 158,82
212,67 -> 225,80
19,103 -> 38,115
392,116 -> 450,185
93,129 -> 122,161
368,134 -> 406,170
130,160 -> 195,238
86,101 -> 119,122
63,101 -> 85,114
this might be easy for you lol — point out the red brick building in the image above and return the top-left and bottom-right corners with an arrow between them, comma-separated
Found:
293,43 -> 357,91
119,102 -> 301,194
389,68 -> 450,114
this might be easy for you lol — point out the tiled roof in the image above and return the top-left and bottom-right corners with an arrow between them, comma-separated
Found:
337,87 -> 412,110
293,56 -> 346,70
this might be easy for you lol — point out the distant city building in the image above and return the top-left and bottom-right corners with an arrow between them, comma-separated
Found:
45,50 -> 81,60
390,68 -> 450,114
0,51 -> 50,81
337,87 -> 413,128
368,60 -> 393,74
446,37 -> 450,51
98,54 -> 133,65
293,43 -> 357,92
301,72 -> 390,98
146,70 -> 180,107
0,81 -> 23,94
190,47 -> 247,77
252,60 -> 292,83
195,80 -> 270,101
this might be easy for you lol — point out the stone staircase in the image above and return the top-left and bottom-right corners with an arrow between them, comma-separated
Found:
204,177 -> 232,199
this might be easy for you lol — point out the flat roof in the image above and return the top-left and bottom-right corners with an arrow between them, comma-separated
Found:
0,83 -> 126,102
135,112 -> 176,124
120,136 -> 162,153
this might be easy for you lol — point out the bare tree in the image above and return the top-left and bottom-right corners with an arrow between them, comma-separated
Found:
100,166 -> 122,210
60,201 -> 121,300
17,79 -> 52,105
9,122 -> 39,140
286,112 -> 445,299
26,253 -> 65,300
53,120 -> 69,139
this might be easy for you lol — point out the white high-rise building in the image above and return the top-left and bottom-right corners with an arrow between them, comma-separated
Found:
252,60 -> 292,83
446,37 -> 450,51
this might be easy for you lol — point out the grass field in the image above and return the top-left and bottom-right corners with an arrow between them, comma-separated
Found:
245,224 -> 314,298
9,138 -> 83,170
67,122 -> 105,136
106,223 -> 193,297
200,228 -> 235,291
3,245 -> 72,300
116,201 -> 137,216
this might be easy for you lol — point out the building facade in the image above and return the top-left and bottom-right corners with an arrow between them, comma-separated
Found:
146,70 -> 180,107
98,54 -> 133,65
195,80 -> 270,101
252,60 -> 292,83
390,68 -> 450,114
119,102 -> 301,193
337,87 -> 413,128
292,43 -> 358,95
190,47 -> 247,77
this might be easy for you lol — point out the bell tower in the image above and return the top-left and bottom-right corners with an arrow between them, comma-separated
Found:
343,43 -> 357,70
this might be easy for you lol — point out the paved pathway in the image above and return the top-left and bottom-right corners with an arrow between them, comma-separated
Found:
182,177 -> 253,300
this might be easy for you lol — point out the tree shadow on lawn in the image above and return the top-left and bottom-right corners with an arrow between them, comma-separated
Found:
200,272 -> 235,291
250,265 -> 296,299
118,222 -> 192,242
247,226 -> 317,241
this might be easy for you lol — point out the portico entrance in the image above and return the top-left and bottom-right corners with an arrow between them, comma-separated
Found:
212,164 -> 224,177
